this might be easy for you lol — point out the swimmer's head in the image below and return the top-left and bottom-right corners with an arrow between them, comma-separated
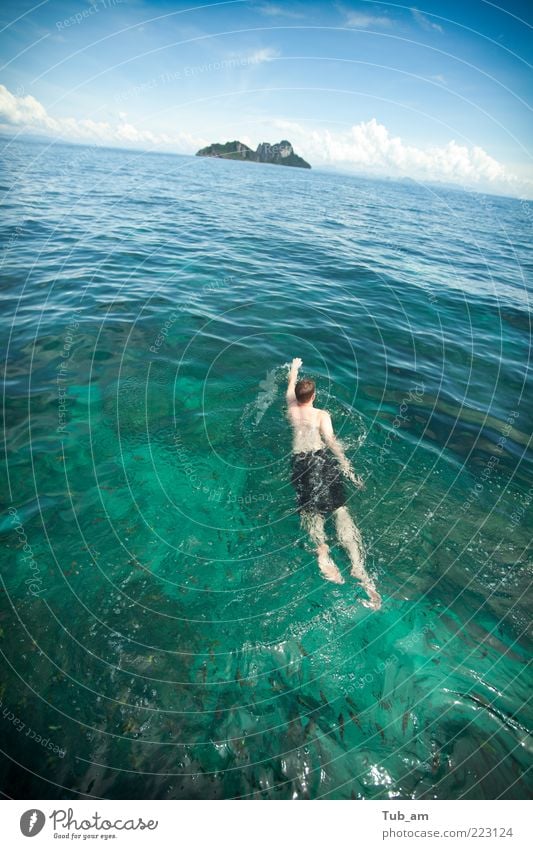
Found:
295,379 -> 315,404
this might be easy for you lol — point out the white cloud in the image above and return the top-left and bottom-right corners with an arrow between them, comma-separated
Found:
411,7 -> 443,33
345,12 -> 393,28
270,117 -> 527,194
0,83 -> 203,152
256,3 -> 303,18
246,47 -> 280,64
0,85 -> 54,128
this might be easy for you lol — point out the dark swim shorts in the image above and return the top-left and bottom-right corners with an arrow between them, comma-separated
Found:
291,449 -> 346,516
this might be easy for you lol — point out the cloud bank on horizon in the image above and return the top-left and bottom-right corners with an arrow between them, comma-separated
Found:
0,82 -> 525,196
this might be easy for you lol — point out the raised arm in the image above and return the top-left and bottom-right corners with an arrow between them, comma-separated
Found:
286,357 -> 302,406
320,411 -> 364,488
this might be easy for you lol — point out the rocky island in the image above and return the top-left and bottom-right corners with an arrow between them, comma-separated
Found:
195,139 -> 311,169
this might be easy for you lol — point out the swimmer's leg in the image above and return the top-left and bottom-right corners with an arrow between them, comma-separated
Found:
334,506 -> 381,609
301,511 -> 344,584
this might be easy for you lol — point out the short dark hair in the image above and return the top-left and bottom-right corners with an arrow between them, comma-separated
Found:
295,379 -> 315,404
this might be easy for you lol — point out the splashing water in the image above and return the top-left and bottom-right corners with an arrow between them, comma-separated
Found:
241,362 -> 291,429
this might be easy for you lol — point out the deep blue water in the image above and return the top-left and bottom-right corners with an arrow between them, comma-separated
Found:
0,136 -> 531,799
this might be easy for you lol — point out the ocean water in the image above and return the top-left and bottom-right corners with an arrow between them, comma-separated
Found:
0,137 -> 531,800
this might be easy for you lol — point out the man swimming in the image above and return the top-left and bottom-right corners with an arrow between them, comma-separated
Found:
287,358 -> 381,610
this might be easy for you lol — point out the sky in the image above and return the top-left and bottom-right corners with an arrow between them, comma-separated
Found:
0,0 -> 532,196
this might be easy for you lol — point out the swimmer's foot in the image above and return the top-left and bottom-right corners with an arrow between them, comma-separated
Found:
361,587 -> 382,610
317,544 -> 345,584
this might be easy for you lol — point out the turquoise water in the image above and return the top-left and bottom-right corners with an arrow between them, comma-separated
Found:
0,137 -> 531,799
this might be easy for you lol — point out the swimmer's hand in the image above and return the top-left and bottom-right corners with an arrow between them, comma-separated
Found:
287,358 -> 302,404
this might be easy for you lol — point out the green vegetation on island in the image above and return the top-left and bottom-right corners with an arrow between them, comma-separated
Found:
196,139 -> 311,168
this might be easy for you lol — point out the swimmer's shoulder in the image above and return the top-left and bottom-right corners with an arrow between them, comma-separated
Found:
315,407 -> 331,425
316,408 -> 334,435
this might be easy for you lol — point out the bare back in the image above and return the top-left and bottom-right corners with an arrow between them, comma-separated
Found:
288,404 -> 328,454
